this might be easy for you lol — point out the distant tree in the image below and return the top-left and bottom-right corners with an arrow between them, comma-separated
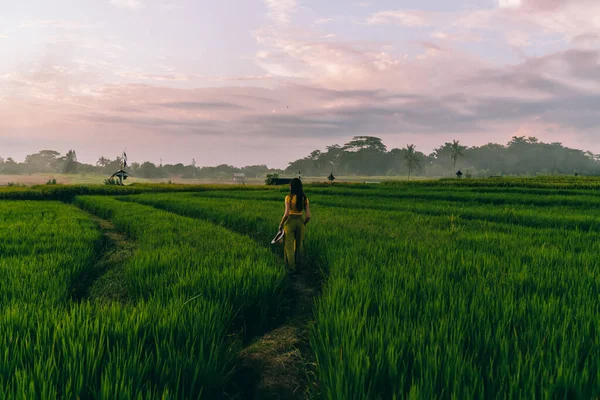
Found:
323,144 -> 345,174
343,136 -> 387,153
62,150 -> 78,173
137,162 -> 164,179
404,144 -> 420,181
450,140 -> 466,173
431,143 -> 454,172
342,136 -> 388,175
96,157 -> 110,168
3,157 -> 19,174
24,150 -> 60,173
242,164 -> 270,178
265,173 -> 279,185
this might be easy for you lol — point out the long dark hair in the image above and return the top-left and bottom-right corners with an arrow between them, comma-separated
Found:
289,178 -> 306,212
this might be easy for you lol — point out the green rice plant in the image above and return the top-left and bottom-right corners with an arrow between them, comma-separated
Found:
383,175 -> 600,189
124,190 -> 600,398
0,196 -> 286,398
0,299 -> 231,399
0,201 -> 102,308
74,196 -> 286,329
187,188 -> 600,231
0,183 -> 273,201
5,178 -> 600,398
63,196 -> 287,396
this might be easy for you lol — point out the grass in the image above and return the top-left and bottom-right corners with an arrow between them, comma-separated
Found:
2,175 -> 600,398
0,196 -> 288,398
0,201 -> 102,308
124,184 -> 600,398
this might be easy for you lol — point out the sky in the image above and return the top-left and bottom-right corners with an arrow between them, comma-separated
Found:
1,0 -> 600,168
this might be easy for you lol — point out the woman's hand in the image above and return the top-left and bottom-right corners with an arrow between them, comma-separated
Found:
304,218 -> 310,226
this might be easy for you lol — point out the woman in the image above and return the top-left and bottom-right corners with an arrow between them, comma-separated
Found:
278,178 -> 311,272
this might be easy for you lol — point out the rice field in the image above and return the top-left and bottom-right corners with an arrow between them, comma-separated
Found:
1,177 -> 600,398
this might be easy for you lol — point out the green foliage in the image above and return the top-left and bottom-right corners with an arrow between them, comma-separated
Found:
0,202 -> 102,308
46,178 -> 57,185
0,183 -> 271,201
287,136 -> 600,177
62,149 -> 78,174
7,182 -> 25,187
4,179 -> 600,397
404,144 -> 419,181
103,177 -> 120,185
0,196 -> 287,398
265,173 -> 279,185
128,185 -> 600,398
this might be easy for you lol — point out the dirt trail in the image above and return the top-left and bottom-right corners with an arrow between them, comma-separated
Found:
74,201 -> 322,398
71,215 -> 134,303
230,266 -> 321,400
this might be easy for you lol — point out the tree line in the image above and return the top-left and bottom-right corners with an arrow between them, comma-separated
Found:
285,136 -> 600,177
0,150 -> 284,179
1,135 -> 599,179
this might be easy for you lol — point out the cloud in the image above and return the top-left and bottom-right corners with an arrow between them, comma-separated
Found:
505,31 -> 531,47
264,0 -> 296,25
573,33 -> 600,43
80,113 -> 221,131
213,74 -> 273,82
497,0 -> 600,40
163,1 -> 184,10
19,20 -> 91,29
366,10 -> 431,26
149,101 -> 249,110
116,71 -> 190,81
498,0 -> 521,9
431,31 -> 483,43
315,18 -> 334,24
110,0 -> 144,9
5,0 -> 600,165
418,41 -> 444,52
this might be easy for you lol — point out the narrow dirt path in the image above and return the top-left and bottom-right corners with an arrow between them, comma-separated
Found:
96,198 -> 323,398
230,266 -> 321,400
71,214 -> 135,303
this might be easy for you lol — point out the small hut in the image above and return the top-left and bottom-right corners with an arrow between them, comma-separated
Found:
109,151 -> 129,185
110,169 -> 129,186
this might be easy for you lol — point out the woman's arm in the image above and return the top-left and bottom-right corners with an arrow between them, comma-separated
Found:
279,201 -> 290,230
304,202 -> 311,226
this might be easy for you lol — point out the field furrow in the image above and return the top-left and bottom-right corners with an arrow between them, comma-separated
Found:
123,191 -> 600,399
118,194 -> 324,399
2,178 -> 600,399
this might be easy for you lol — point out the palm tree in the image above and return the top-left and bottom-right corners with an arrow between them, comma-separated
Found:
450,140 -> 466,173
96,157 -> 110,168
404,144 -> 420,181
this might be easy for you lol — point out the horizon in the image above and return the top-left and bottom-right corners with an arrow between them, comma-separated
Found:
2,0 -> 600,169
1,134 -> 597,170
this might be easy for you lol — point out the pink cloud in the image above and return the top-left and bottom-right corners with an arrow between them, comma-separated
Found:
498,0 -> 600,40
264,0 -> 297,25
366,10 -> 431,26
3,1 -> 600,167
109,0 -> 144,10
